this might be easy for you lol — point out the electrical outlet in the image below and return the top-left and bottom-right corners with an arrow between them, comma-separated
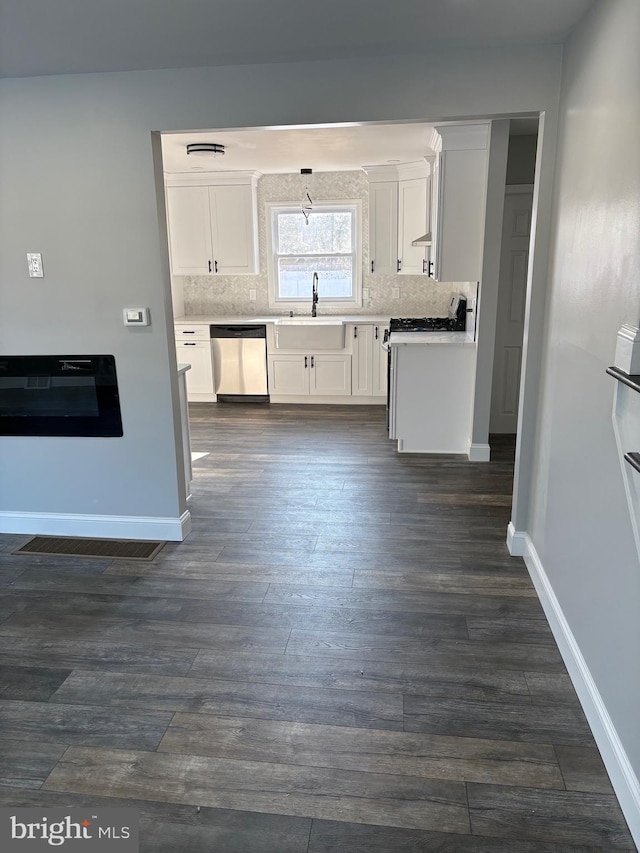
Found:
363,287 -> 370,299
392,287 -> 400,299
27,253 -> 43,278
249,289 -> 257,301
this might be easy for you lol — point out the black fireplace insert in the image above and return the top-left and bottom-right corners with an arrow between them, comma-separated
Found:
0,355 -> 123,437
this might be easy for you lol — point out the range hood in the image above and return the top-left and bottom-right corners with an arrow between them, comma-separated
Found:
411,232 -> 432,247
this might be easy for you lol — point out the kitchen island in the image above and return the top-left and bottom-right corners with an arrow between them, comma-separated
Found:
388,331 -> 477,455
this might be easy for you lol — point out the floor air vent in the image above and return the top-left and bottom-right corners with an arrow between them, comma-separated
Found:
14,536 -> 165,560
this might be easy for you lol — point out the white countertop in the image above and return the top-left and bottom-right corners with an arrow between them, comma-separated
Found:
175,314 -> 391,325
177,362 -> 191,375
388,330 -> 476,346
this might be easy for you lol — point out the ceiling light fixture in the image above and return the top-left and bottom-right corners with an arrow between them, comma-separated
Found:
301,168 -> 313,225
186,143 -> 225,157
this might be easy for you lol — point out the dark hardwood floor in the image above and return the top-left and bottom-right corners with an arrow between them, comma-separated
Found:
0,403 -> 635,851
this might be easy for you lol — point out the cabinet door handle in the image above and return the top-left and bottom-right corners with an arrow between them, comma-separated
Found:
428,260 -> 434,277
397,259 -> 402,272
371,260 -> 375,273
304,356 -> 308,368
311,356 -> 315,368
183,342 -> 197,346
354,326 -> 358,339
375,326 -> 379,340
214,260 -> 218,273
181,330 -> 195,334
422,259 -> 427,274
208,260 -> 212,273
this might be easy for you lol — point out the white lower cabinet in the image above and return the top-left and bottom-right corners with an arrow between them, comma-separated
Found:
310,355 -> 351,395
373,326 -> 389,397
389,341 -> 476,453
348,323 -> 388,397
268,354 -> 351,397
175,339 -> 215,400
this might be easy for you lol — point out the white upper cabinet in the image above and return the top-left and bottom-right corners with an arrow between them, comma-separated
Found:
166,186 -> 213,276
428,124 -> 489,282
368,182 -> 398,275
365,162 -> 430,276
209,184 -> 258,275
397,177 -> 429,275
165,172 -> 260,276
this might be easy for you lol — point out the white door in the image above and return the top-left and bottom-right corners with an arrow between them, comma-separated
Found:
310,355 -> 352,396
490,188 -> 533,433
166,186 -> 212,275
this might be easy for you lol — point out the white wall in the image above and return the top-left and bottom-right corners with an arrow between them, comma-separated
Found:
0,47 -> 562,534
523,0 -> 640,839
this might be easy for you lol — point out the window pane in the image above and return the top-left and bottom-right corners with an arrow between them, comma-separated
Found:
277,211 -> 352,254
278,256 -> 353,299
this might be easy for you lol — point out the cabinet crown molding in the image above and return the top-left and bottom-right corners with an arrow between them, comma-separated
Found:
164,170 -> 262,187
432,122 -> 490,151
362,160 -> 430,182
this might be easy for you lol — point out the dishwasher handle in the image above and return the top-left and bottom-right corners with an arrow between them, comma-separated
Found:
209,324 -> 266,339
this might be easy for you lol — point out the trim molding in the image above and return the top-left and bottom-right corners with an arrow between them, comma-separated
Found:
518,532 -> 640,849
164,170 -> 261,187
0,510 -> 191,542
506,521 -> 527,556
468,442 -> 491,462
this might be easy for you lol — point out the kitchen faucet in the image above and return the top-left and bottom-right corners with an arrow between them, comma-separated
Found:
311,272 -> 319,317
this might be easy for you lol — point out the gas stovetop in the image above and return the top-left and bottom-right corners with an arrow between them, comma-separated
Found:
389,316 -> 464,332
387,295 -> 468,335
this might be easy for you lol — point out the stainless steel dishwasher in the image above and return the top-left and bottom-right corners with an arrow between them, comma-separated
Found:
209,324 -> 269,402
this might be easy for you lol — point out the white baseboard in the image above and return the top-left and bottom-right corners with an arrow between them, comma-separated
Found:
269,395 -> 386,405
506,521 -> 527,556
0,510 -> 192,542
521,533 -> 640,849
468,442 -> 491,462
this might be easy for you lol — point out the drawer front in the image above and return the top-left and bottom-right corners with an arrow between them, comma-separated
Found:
175,324 -> 210,340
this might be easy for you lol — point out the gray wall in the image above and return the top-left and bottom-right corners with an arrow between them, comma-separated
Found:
0,47 -> 562,523
529,0 -> 640,796
506,135 -> 538,185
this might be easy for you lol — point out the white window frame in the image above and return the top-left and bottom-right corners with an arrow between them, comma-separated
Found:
266,199 -> 362,311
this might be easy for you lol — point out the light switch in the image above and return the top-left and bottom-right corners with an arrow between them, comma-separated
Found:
27,253 -> 43,278
123,308 -> 150,326
249,289 -> 257,301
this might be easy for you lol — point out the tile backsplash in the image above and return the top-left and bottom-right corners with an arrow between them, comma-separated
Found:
177,171 -> 476,317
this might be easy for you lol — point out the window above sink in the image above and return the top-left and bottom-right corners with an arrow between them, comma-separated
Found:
266,200 -> 362,312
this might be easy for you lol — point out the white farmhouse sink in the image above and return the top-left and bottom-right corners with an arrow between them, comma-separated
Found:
275,318 -> 345,350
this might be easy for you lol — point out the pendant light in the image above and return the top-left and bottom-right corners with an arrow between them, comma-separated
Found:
301,168 -> 313,224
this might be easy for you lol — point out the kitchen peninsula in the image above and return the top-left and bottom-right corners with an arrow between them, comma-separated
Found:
388,329 -> 476,455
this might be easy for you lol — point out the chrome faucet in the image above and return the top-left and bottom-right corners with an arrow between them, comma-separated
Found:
312,272 -> 319,317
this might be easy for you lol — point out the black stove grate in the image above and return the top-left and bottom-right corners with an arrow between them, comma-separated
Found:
389,316 -> 464,332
